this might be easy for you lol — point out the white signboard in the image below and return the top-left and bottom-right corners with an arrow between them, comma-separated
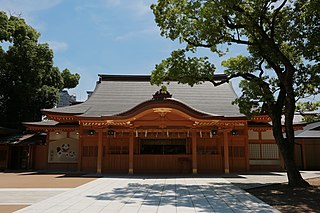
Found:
48,138 -> 79,163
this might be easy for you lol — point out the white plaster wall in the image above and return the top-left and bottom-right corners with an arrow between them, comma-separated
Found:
261,130 -> 274,140
248,130 -> 259,140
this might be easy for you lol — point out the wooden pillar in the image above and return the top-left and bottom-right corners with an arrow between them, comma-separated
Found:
97,129 -> 103,174
6,145 -> 9,169
192,131 -> 197,174
244,127 -> 250,171
128,132 -> 134,174
223,131 -> 230,174
6,145 -> 11,169
78,127 -> 83,172
302,139 -> 307,170
27,145 -> 32,169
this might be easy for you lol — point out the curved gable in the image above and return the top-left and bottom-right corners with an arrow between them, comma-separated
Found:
113,98 -> 223,120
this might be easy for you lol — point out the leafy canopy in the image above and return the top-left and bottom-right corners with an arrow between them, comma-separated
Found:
296,101 -> 320,122
0,11 -> 80,128
151,0 -> 320,118
150,0 -> 320,187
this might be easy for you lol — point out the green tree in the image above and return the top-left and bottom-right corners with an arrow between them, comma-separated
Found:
151,0 -> 320,187
296,101 -> 320,123
0,11 -> 80,129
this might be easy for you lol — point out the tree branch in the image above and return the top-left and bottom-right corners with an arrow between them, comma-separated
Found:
258,59 -> 265,78
210,71 -> 275,114
275,84 -> 286,112
222,15 -> 246,29
271,0 -> 287,39
210,72 -> 258,86
229,38 -> 254,45
231,0 -> 294,82
184,38 -> 213,48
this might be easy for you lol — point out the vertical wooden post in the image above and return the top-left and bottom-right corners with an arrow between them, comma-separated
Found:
129,132 -> 134,174
244,127 -> 250,171
302,139 -> 306,170
223,131 -> 230,174
192,131 -> 197,174
45,131 -> 50,169
78,127 -> 83,172
6,145 -> 9,169
6,145 -> 11,169
97,129 -> 103,174
27,145 -> 32,169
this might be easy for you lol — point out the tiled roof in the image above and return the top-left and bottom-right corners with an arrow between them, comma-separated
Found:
43,74 -> 243,117
0,127 -> 18,135
23,120 -> 59,126
0,133 -> 46,145
295,121 -> 320,138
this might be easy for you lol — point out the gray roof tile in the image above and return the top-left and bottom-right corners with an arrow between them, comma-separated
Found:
43,75 -> 243,117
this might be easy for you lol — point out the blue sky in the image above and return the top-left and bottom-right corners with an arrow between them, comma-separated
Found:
0,0 -> 247,100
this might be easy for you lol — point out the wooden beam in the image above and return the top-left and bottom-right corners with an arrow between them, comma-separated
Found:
223,131 -> 230,174
302,139 -> 306,170
78,127 -> 83,172
97,129 -> 103,174
129,132 -> 134,174
244,126 -> 250,171
132,120 -> 194,128
192,131 -> 197,174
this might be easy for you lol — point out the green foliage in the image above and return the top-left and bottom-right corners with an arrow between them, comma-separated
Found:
0,11 -> 80,128
151,0 -> 320,117
151,0 -> 320,185
296,101 -> 320,122
150,49 -> 216,86
61,69 -> 80,89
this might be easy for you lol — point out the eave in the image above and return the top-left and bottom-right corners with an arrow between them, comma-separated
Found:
24,121 -> 79,132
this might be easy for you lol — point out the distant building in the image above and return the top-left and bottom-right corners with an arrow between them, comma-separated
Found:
87,91 -> 93,99
57,90 -> 76,107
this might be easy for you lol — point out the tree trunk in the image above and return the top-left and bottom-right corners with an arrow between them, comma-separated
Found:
278,141 -> 310,187
271,99 -> 310,187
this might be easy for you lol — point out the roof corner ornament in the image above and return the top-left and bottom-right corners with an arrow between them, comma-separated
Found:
152,86 -> 172,100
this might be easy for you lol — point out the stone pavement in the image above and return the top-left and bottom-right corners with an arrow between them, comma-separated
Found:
0,188 -> 69,205
224,170 -> 320,189
16,176 -> 280,213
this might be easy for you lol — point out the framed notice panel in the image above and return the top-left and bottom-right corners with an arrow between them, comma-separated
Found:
48,138 -> 79,163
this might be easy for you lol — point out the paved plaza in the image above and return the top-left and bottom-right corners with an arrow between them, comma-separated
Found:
15,176 -> 280,213
0,171 -> 318,212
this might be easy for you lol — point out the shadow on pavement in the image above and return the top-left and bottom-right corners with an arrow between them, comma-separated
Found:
86,181 -> 270,212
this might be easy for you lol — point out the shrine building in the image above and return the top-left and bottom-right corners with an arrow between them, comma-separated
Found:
22,74 -> 301,174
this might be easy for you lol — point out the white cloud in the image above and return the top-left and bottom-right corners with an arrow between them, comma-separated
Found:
104,0 -> 121,6
0,0 -> 64,32
115,27 -> 158,41
127,0 -> 150,16
103,0 -> 152,16
0,0 -> 63,13
46,41 -> 69,52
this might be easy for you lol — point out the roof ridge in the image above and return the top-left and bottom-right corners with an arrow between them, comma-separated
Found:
98,74 -> 228,82
99,74 -> 151,82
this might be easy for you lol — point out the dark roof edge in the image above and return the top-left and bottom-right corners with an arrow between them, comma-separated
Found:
99,74 -> 151,82
40,109 -> 83,116
98,74 -> 228,82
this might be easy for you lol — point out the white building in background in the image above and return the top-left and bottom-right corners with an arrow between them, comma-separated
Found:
57,90 -> 76,108
87,91 -> 93,99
